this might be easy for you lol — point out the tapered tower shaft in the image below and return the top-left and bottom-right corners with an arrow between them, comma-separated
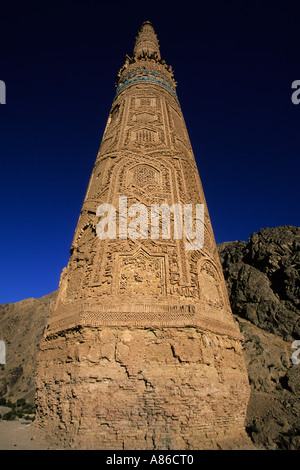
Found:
35,22 -> 252,450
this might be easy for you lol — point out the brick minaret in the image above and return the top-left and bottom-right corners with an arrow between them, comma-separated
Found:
35,22 -> 252,449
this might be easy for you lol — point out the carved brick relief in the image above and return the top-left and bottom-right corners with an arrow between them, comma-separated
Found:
66,224 -> 96,301
54,60 -> 232,319
117,248 -> 166,296
129,164 -> 160,187
123,93 -> 167,149
198,259 -> 224,309
100,101 -> 125,154
37,23 -> 251,452
165,101 -> 191,151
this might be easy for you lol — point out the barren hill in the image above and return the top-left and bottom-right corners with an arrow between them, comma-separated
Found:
0,292 -> 56,403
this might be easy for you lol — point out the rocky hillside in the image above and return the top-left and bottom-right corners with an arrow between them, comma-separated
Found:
0,292 -> 56,404
218,225 -> 299,341
218,225 -> 299,450
0,225 -> 299,449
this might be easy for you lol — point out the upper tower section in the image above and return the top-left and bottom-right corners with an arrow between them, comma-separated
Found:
115,21 -> 177,100
133,21 -> 161,59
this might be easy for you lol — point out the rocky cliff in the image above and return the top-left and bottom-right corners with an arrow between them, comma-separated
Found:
218,225 -> 299,449
218,225 -> 299,341
0,292 -> 56,404
0,226 -> 299,449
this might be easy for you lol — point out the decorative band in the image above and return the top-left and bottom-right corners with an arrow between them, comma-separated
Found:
115,70 -> 178,100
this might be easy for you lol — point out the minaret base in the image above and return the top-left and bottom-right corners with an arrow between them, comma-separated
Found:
34,325 -> 253,450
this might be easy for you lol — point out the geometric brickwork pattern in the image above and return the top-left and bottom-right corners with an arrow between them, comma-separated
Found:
34,22 -> 252,450
45,22 -> 239,339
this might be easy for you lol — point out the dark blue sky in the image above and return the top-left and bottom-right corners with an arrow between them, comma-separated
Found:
0,0 -> 299,304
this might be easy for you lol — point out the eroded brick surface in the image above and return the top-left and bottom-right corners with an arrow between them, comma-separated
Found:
35,327 -> 251,449
34,22 -> 252,449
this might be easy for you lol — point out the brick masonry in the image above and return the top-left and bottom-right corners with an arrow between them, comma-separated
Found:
34,22 -> 253,449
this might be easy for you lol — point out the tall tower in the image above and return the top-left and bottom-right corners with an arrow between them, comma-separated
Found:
35,22 -> 252,450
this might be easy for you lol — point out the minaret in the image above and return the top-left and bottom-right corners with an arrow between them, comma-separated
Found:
35,22 -> 252,450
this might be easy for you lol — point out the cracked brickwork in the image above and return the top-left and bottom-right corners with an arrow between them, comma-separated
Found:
35,326 -> 251,449
34,22 -> 252,449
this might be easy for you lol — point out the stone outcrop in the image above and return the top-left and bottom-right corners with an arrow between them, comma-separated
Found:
0,292 -> 56,403
218,225 -> 300,449
218,225 -> 299,341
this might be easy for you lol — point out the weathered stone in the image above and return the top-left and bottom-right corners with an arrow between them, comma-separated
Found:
0,292 -> 56,403
35,326 -> 251,449
218,227 -> 300,449
218,226 -> 300,341
34,22 -> 252,449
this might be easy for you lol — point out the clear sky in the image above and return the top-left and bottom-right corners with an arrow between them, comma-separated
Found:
0,0 -> 299,304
